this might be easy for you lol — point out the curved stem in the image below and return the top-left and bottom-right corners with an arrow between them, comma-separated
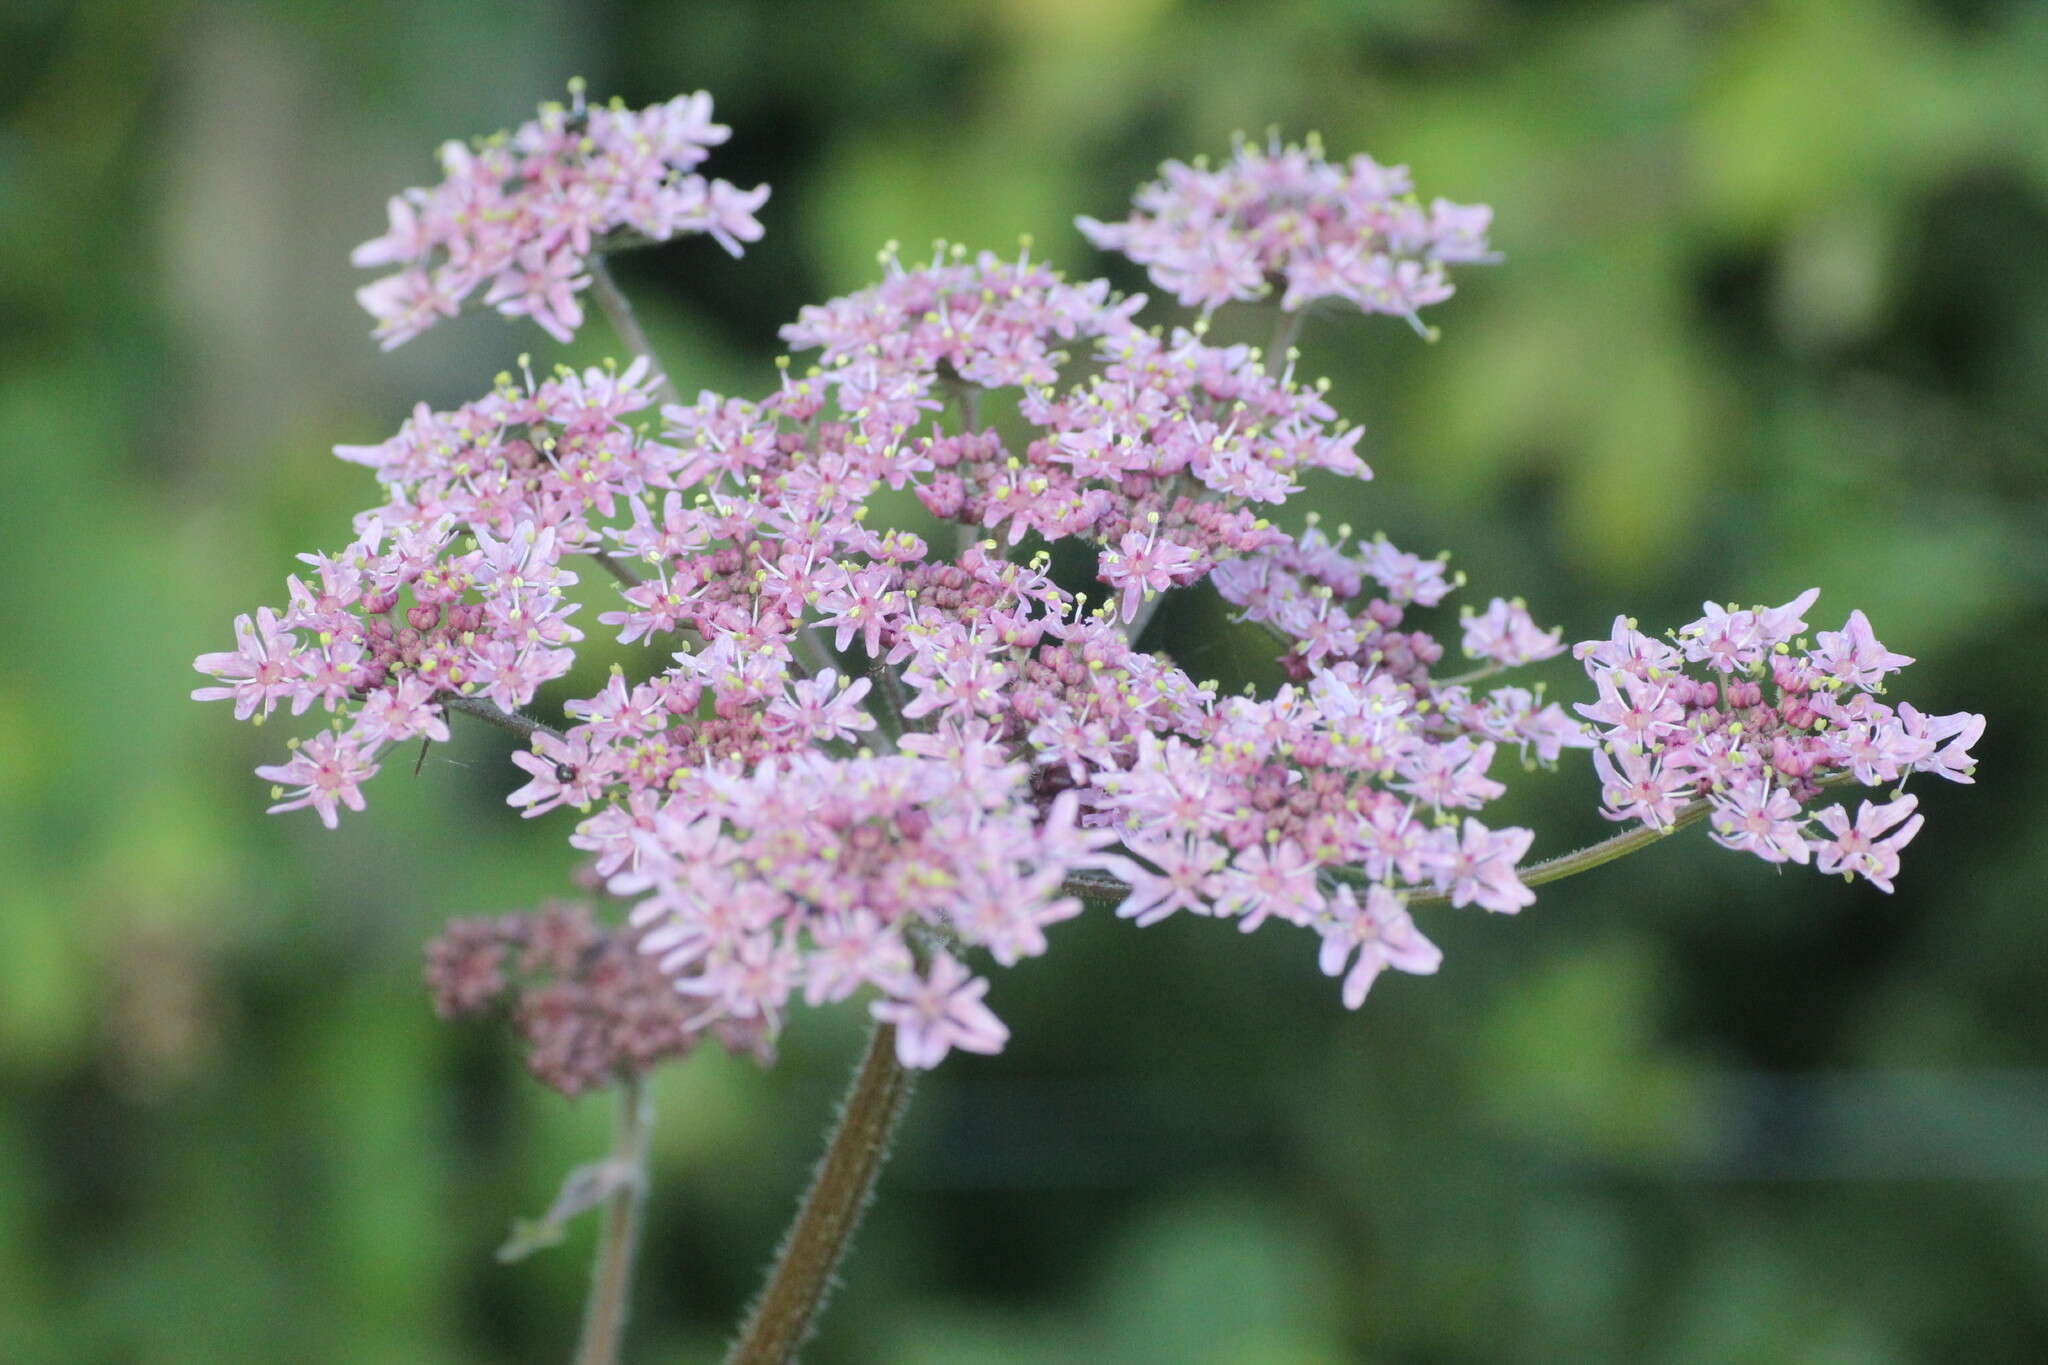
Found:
1058,796 -> 1724,907
1059,812 -> 1698,908
575,1076 -> 653,1365
1394,799 -> 1715,908
1062,774 -> 1861,910
589,256 -> 681,409
725,1021 -> 915,1365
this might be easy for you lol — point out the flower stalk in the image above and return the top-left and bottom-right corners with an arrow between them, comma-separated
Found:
575,1075 -> 654,1365
589,256 -> 681,410
725,1022 -> 915,1365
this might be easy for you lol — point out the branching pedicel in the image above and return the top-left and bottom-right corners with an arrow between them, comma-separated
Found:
192,87 -> 1982,1361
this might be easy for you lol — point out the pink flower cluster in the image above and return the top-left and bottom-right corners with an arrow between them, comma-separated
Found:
198,97 -> 1980,1071
1078,133 -> 1496,329
192,356 -> 680,825
1573,591 -> 1982,891
352,85 -> 767,348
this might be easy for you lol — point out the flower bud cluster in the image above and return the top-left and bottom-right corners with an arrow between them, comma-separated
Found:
425,901 -> 770,1095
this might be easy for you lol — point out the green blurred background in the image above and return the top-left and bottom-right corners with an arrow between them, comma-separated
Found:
4,0 -> 2046,1360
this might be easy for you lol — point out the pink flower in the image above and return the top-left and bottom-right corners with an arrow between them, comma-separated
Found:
1218,840 -> 1322,932
872,953 -> 1009,1069
1099,523 -> 1201,623
1572,594 -> 1966,893
1442,819 -> 1535,914
1316,884 -> 1441,1009
255,731 -> 381,829
1900,705 -> 1983,784
1812,610 -> 1915,691
765,669 -> 878,745
1079,133 -> 1493,328
1809,796 -> 1923,892
1460,598 -> 1564,666
192,608 -> 304,721
1592,744 -> 1695,829
350,675 -> 451,746
506,734 -> 608,817
1115,833 -> 1228,927
1708,776 -> 1811,865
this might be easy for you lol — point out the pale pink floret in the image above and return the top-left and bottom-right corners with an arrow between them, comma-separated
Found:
506,734 -> 608,817
1115,833 -> 1228,927
1316,884 -> 1441,1009
1708,776 -> 1811,865
192,607 -> 303,721
872,952 -> 1009,1070
1442,819 -> 1535,914
1592,744 -> 1695,829
1460,597 -> 1564,667
1809,795 -> 1924,892
1099,526 -> 1201,623
1219,840 -> 1322,932
765,669 -> 877,744
1812,610 -> 1915,691
254,731 -> 381,829
1901,705 -> 1983,783
349,675 -> 451,746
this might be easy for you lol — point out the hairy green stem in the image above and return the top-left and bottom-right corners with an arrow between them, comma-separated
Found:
587,551 -> 643,590
575,1076 -> 653,1365
1390,799 -> 1717,908
863,655 -> 912,749
1058,796 -> 1709,908
725,1022 -> 915,1365
443,693 -> 564,743
1268,306 -> 1308,360
589,256 -> 681,409
1063,773 -> 1862,910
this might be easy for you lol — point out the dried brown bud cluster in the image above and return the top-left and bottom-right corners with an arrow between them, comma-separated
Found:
425,901 -> 772,1095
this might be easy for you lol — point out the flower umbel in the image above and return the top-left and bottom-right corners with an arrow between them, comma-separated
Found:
1572,593 -> 1980,892
352,84 -> 767,348
198,106 -> 1979,1077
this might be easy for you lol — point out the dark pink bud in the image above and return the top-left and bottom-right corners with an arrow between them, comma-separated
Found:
407,603 -> 442,630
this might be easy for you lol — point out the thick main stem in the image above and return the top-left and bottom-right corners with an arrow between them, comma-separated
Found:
575,1076 -> 653,1365
725,1022 -> 915,1365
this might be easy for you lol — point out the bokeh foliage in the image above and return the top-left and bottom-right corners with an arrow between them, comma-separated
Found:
3,0 -> 2045,1360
